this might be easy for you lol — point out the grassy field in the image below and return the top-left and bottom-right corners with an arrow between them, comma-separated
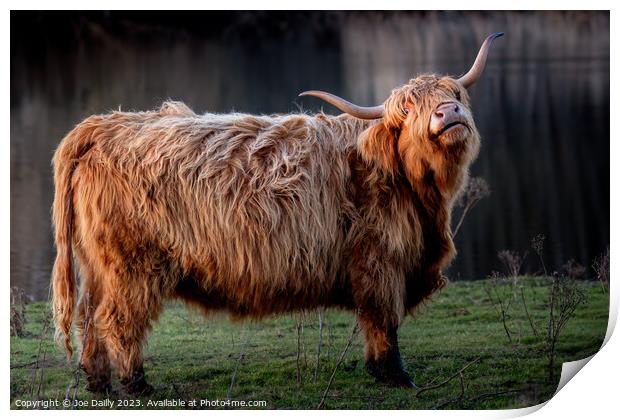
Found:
10,278 -> 608,410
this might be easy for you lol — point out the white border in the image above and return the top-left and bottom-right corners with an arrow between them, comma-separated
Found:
4,3 -> 616,419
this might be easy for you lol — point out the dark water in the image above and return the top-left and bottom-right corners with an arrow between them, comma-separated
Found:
11,11 -> 610,300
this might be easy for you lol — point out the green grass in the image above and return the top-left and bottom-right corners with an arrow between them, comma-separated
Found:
10,278 -> 608,409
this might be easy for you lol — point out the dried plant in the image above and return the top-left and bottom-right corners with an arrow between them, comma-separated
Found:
531,234 -> 545,255
546,273 -> 587,380
296,314 -> 303,384
497,250 -> 526,284
31,307 -> 52,400
227,329 -> 251,400
500,250 -> 541,338
530,234 -> 547,276
317,320 -> 359,409
294,311 -> 309,384
562,259 -> 587,280
417,356 -> 481,397
528,234 -> 589,380
10,287 -> 28,337
453,177 -> 491,238
484,272 -> 515,343
314,308 -> 325,382
65,293 -> 93,406
487,247 -> 544,341
486,235 -> 589,383
520,289 -> 539,337
592,247 -> 609,293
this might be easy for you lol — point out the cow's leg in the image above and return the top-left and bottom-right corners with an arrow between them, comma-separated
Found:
75,267 -> 112,394
358,309 -> 415,388
90,242 -> 170,397
97,279 -> 162,396
349,242 -> 415,388
97,294 -> 158,396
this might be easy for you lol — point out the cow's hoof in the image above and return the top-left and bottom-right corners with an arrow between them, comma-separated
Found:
365,360 -> 417,389
386,372 -> 417,389
129,382 -> 154,396
120,367 -> 154,396
85,378 -> 112,394
121,379 -> 154,396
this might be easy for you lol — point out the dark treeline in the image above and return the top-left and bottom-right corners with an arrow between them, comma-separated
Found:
11,11 -> 609,299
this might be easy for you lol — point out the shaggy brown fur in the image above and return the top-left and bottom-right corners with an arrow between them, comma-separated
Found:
52,75 -> 480,393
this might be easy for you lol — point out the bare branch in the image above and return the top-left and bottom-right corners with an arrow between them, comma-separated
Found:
453,177 -> 490,238
416,356 -> 481,397
317,321 -> 359,409
296,314 -> 302,384
432,371 -> 466,409
485,273 -> 513,343
314,308 -> 325,382
520,287 -> 539,337
468,388 -> 525,403
227,328 -> 251,400
65,292 -> 93,407
31,304 -> 52,400
592,247 -> 610,293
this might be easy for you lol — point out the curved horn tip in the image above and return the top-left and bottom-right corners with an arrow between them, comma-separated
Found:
486,32 -> 505,44
298,90 -> 323,97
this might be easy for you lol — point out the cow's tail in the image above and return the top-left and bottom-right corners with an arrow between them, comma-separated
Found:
51,121 -> 96,359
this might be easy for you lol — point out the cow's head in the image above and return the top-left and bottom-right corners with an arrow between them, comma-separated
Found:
300,33 -> 502,188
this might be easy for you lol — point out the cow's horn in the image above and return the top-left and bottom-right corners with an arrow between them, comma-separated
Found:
457,32 -> 504,89
299,90 -> 384,120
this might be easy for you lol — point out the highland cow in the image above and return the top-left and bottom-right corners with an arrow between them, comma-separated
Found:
52,33 -> 503,394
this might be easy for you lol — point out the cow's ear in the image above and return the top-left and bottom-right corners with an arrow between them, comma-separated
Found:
358,121 -> 399,176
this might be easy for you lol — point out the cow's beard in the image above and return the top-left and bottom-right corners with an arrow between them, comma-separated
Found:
430,123 -> 471,146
